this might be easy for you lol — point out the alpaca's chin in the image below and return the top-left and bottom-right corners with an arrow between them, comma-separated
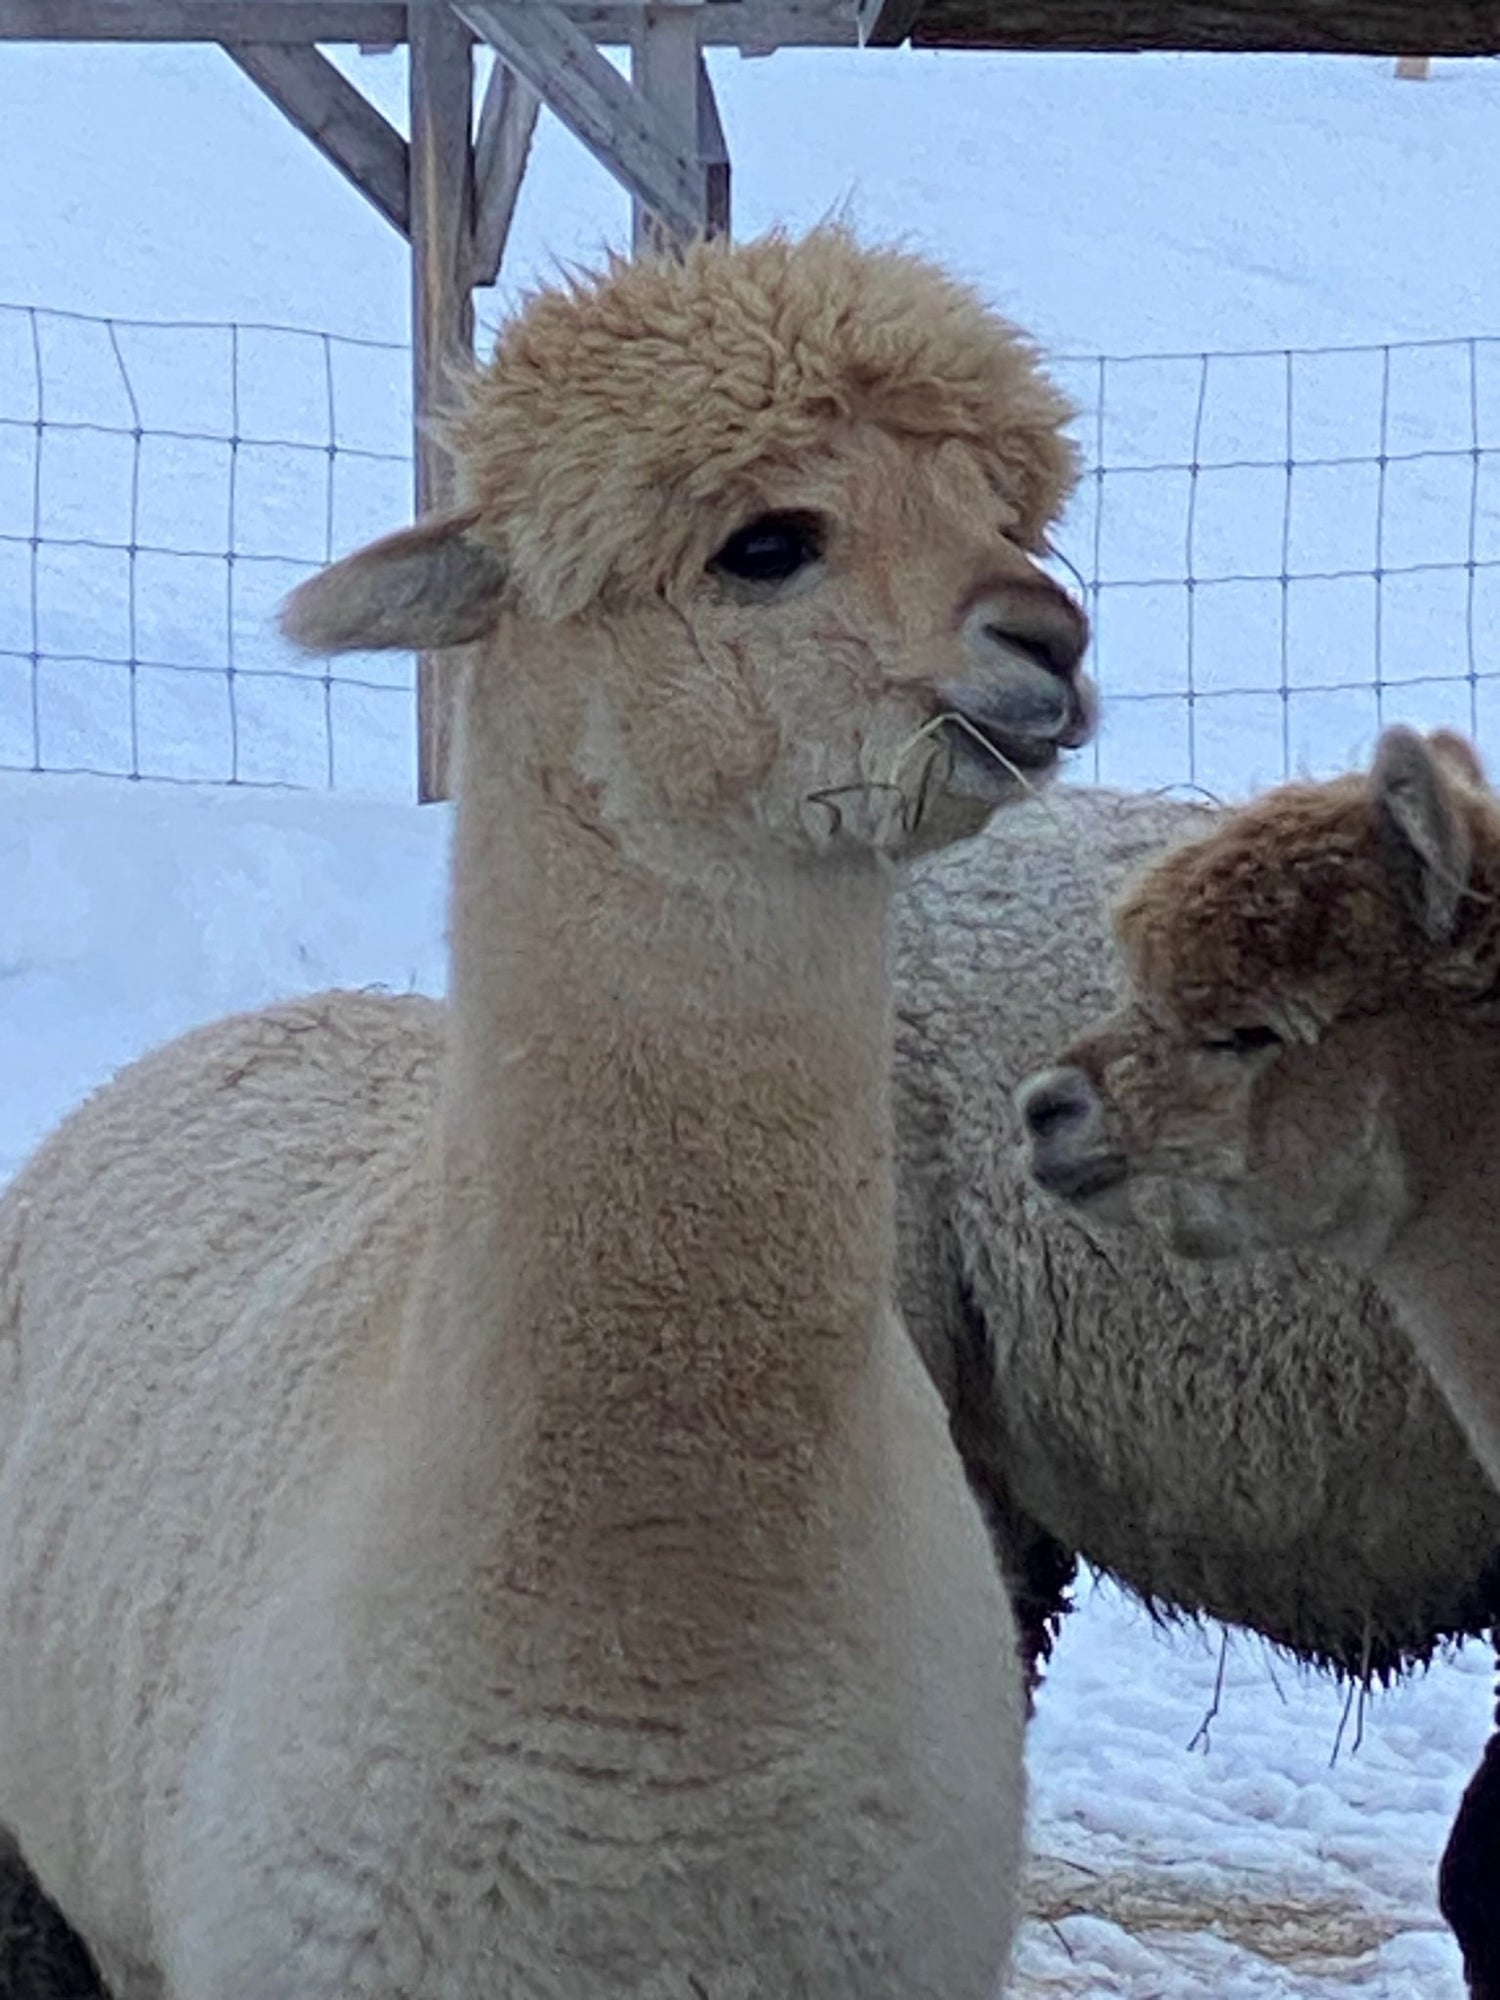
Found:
898,780 -> 1036,859
924,727 -> 1063,834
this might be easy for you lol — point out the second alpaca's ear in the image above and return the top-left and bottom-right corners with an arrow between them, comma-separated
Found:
1427,728 -> 1488,791
1372,724 -> 1473,942
279,512 -> 507,655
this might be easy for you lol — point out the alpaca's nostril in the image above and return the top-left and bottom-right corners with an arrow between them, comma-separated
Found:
1018,1068 -> 1096,1142
971,581 -> 1089,681
983,627 -> 1059,679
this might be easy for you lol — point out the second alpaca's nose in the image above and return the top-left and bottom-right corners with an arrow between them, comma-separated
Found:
1017,1067 -> 1100,1143
1016,1066 -> 1129,1206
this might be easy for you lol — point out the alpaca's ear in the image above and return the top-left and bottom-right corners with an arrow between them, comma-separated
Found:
1372,724 -> 1473,941
280,512 -> 506,654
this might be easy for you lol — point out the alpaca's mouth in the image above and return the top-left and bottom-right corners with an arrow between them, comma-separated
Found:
1030,1149 -> 1131,1204
935,644 -> 1094,786
945,717 -> 1060,774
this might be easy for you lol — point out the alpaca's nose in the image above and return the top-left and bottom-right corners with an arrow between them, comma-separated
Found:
965,578 -> 1089,683
1016,1066 -> 1129,1204
1017,1067 -> 1099,1143
955,581 -> 1094,751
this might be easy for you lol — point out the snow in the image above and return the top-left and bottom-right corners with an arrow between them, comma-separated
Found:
3,30 -> 1500,1997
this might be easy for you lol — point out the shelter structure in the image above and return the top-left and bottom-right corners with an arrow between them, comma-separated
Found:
5,0 -> 1497,794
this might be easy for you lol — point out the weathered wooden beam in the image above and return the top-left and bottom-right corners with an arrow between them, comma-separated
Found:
0,0 -> 859,44
225,41 -> 410,234
856,0 -> 917,45
579,0 -> 855,45
409,0 -> 476,805
13,0 -> 1488,52
472,58 -> 541,286
0,1 -> 408,37
631,3 -> 703,249
698,50 -> 730,236
906,4 -> 1500,54
457,0 -> 704,241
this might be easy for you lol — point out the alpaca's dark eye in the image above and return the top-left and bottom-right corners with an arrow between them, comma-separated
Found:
710,513 -> 823,586
1202,1024 -> 1284,1055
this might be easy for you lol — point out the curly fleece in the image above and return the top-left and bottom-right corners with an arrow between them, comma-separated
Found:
449,227 -> 1079,617
1112,740 -> 1500,1032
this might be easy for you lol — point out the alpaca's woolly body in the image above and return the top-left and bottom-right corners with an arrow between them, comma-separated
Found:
0,953 -> 1019,2000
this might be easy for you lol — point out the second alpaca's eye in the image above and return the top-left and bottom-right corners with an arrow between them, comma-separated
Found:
710,513 -> 824,586
1201,1024 -> 1284,1055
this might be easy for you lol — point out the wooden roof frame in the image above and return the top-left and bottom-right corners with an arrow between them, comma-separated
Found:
7,1 -> 1498,798
6,3 -> 1500,54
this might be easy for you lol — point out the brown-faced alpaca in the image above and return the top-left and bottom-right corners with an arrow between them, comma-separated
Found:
0,229 -> 1092,2000
1017,725 -> 1500,1999
890,786 -> 1500,1696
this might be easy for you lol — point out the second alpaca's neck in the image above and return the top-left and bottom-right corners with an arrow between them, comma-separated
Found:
401,704 -> 899,1647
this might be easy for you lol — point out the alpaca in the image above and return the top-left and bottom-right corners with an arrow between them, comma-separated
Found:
1017,725 -> 1500,1998
9,793 -> 1500,1999
15,795 -> 1500,2000
0,228 -> 1094,2000
886,781 -> 1500,1991
889,787 -> 1500,1690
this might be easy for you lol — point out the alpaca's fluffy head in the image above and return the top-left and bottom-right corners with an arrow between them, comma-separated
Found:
1018,728 -> 1500,1263
449,227 -> 1079,618
283,228 -> 1092,858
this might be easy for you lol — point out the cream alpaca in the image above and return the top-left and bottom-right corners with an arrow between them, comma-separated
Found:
0,228 -> 1091,1999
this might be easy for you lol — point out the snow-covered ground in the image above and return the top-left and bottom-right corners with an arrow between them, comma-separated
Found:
5,32 -> 1500,1998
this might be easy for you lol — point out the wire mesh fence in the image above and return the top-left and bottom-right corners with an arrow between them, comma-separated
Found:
4,301 -> 1500,803
0,302 -> 417,796
1049,334 -> 1500,799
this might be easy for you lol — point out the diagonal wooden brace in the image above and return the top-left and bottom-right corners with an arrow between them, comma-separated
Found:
455,0 -> 710,242
224,40 -> 411,233
473,56 -> 542,285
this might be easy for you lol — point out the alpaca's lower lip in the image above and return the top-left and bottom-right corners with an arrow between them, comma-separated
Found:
940,714 -> 1060,778
935,673 -> 1089,772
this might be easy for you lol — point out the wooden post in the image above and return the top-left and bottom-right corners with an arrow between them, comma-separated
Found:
409,0 -> 475,803
1395,54 -> 1431,77
458,0 -> 706,238
631,3 -> 704,251
697,51 -> 730,238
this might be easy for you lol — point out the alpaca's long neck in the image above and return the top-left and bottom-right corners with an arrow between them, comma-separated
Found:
1375,1026 -> 1500,1492
400,751 -> 898,1657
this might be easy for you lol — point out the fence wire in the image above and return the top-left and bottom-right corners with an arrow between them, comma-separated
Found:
1049,333 -> 1500,798
1,302 -> 415,796
4,303 -> 1500,802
